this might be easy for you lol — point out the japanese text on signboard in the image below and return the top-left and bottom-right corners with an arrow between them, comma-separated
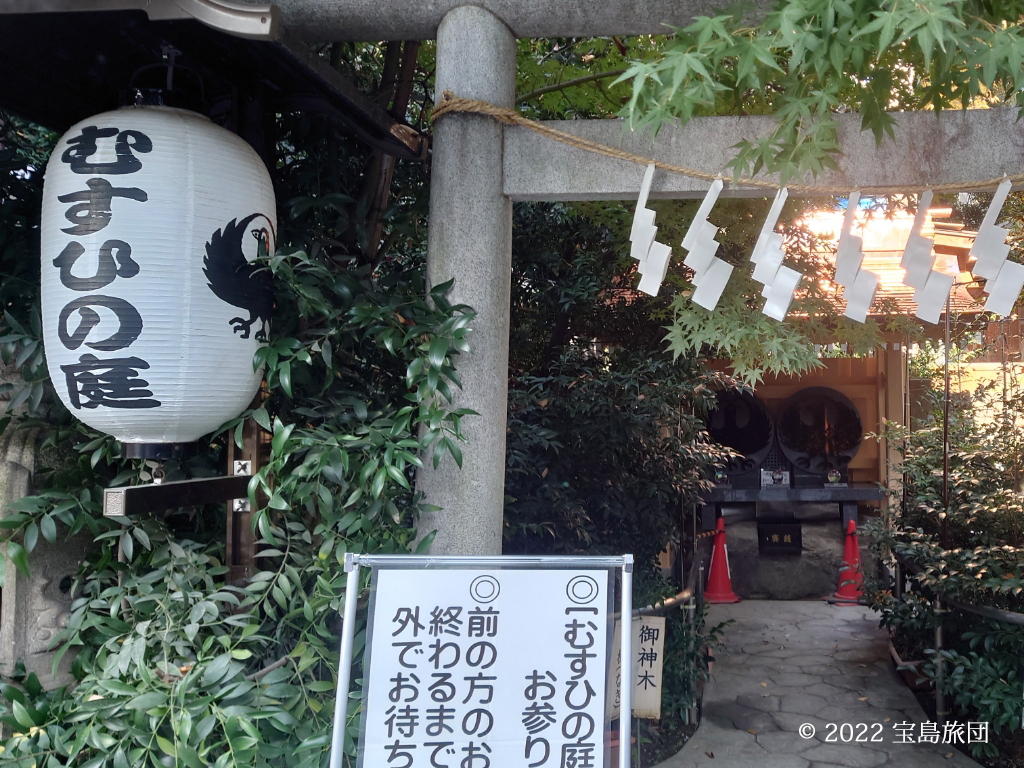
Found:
605,617 -> 666,721
362,569 -> 611,768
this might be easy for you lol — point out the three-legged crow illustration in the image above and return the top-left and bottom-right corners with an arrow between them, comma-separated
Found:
203,213 -> 274,341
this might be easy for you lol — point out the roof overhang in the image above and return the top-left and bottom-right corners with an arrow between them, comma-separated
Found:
0,0 -> 281,39
0,2 -> 425,160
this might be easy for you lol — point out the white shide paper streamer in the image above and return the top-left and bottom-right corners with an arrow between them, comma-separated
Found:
682,180 -> 733,310
833,192 -> 880,323
749,188 -> 801,320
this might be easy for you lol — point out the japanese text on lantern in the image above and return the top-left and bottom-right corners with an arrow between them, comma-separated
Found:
54,125 -> 159,410
362,569 -> 610,768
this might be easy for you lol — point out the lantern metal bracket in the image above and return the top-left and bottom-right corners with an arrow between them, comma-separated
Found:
0,0 -> 280,41
103,475 -> 251,518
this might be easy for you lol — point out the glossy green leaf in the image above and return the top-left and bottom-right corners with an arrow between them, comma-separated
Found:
39,514 -> 57,543
7,541 -> 28,578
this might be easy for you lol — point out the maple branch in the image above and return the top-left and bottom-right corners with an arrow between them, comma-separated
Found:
516,69 -> 626,103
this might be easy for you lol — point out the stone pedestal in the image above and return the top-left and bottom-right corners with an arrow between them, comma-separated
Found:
719,520 -> 875,600
0,427 -> 90,689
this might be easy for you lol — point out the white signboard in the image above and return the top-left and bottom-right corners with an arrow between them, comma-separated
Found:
361,568 -> 612,768
605,616 -> 666,721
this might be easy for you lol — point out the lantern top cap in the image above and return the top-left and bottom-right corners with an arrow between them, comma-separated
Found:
96,104 -> 213,121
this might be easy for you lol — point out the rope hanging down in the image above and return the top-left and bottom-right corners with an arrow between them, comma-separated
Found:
431,92 -> 1023,196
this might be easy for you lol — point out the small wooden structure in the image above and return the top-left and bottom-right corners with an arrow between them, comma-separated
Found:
703,354 -> 901,529
741,352 -> 906,488
702,206 -> 998,522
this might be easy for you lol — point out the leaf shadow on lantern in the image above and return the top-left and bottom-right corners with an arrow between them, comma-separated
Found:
203,213 -> 276,341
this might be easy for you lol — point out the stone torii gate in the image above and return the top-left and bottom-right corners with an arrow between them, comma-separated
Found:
279,0 -> 1024,556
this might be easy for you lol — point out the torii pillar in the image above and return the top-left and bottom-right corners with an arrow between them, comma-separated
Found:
416,6 -> 516,554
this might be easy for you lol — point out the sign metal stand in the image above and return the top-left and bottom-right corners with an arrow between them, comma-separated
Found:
328,553 -> 633,768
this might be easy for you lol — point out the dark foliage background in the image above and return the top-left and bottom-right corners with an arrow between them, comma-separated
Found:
502,199 -> 735,738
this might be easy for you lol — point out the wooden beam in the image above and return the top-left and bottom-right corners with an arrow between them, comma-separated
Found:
884,345 -> 906,507
272,30 -> 426,161
226,418 -> 270,584
102,476 -> 249,517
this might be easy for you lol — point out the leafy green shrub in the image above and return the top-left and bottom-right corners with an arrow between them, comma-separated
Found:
504,346 -> 734,722
866,369 -> 1024,763
0,261 -> 472,768
505,349 -> 729,566
0,114 -> 57,432
874,591 -> 940,661
658,604 -> 729,720
924,619 -> 1024,759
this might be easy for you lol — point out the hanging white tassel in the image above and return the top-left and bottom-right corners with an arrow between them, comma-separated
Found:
969,179 -> 1012,280
901,190 -> 937,295
984,261 -> 1024,316
762,265 -> 802,321
834,192 -> 865,288
636,240 -> 673,295
844,268 -> 880,323
915,271 -> 954,324
629,164 -> 678,297
681,180 -> 723,250
692,258 -> 734,310
751,187 -> 789,269
629,164 -> 659,265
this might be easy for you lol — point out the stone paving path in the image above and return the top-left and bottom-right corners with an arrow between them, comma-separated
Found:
652,600 -> 982,768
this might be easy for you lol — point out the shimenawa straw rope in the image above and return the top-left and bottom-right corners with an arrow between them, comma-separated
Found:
431,91 -> 1022,196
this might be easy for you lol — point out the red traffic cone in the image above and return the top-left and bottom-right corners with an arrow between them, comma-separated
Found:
833,519 -> 864,604
706,517 -> 741,604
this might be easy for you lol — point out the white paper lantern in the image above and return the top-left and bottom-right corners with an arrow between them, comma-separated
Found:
41,106 -> 275,447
